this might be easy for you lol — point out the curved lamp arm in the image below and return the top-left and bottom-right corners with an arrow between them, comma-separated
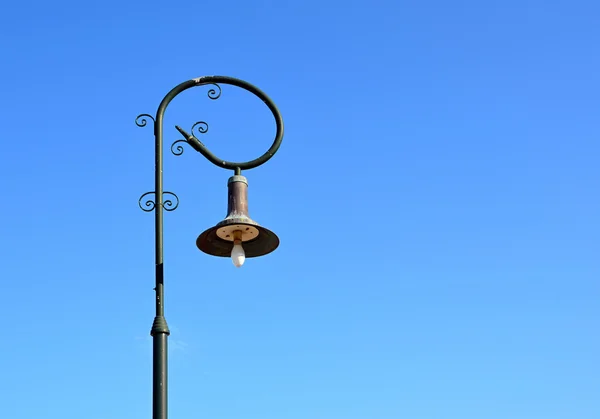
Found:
161,76 -> 284,171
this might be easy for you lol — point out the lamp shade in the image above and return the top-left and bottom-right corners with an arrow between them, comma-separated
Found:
196,175 -> 279,258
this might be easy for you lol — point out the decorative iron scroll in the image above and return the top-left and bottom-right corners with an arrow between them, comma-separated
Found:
138,191 -> 179,212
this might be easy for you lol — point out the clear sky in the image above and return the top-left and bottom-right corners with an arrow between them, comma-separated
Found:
1,1 -> 598,418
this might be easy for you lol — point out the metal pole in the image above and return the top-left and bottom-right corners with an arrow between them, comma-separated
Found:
147,79 -> 196,419
151,85 -> 169,419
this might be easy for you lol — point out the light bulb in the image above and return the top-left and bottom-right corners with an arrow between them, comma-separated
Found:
231,239 -> 245,268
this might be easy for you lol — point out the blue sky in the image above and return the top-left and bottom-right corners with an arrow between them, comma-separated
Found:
1,1 -> 599,418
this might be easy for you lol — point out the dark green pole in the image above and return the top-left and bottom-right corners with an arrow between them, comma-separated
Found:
148,79 -> 198,419
137,76 -> 284,419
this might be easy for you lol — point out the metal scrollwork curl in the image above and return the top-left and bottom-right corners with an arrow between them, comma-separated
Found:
192,121 -> 209,136
207,83 -> 221,100
162,192 -> 179,211
135,114 -> 155,128
139,191 -> 157,212
138,191 -> 180,212
171,140 -> 188,156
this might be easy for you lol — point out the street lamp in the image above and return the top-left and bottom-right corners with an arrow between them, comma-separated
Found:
135,76 -> 284,419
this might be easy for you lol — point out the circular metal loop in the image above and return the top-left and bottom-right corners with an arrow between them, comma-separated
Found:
158,76 -> 284,171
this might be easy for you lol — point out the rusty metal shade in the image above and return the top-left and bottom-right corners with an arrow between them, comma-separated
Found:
197,222 -> 279,258
196,175 -> 279,258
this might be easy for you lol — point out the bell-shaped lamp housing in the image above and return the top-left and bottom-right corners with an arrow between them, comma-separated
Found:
197,175 -> 279,258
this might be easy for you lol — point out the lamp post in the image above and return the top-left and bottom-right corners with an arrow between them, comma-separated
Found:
135,76 -> 284,419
